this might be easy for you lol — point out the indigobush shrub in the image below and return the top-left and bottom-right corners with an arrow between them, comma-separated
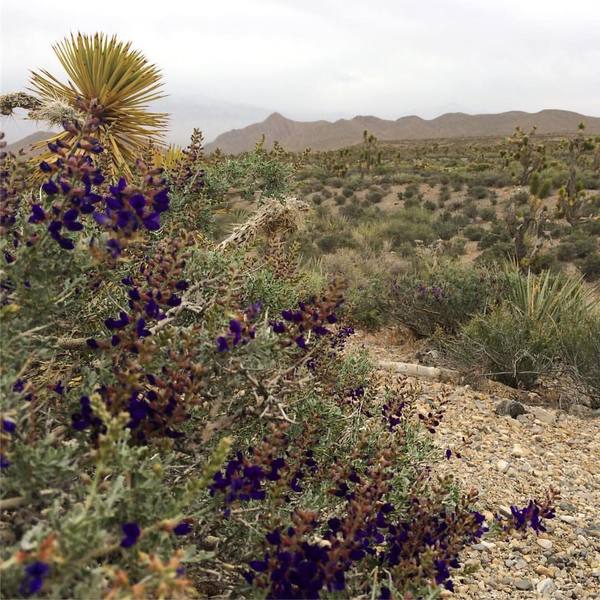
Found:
389,260 -> 502,336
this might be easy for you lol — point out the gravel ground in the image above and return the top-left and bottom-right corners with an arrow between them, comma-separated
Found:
354,332 -> 600,599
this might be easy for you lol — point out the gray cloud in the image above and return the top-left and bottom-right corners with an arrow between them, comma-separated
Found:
1,0 -> 599,144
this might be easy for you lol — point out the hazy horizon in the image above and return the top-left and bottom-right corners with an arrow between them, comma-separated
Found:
1,0 -> 599,144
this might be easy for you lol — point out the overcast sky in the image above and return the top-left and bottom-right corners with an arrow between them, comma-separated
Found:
1,0 -> 599,143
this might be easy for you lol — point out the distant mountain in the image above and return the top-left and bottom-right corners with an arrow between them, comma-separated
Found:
205,110 -> 600,154
7,131 -> 54,155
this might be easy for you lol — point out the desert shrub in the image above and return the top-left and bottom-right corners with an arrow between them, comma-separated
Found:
423,199 -> 436,211
462,202 -> 478,220
404,196 -> 420,209
312,193 -> 323,205
321,188 -> 333,199
450,304 -> 556,388
449,268 -> 598,389
476,240 -> 515,264
478,207 -> 497,222
538,179 -> 552,198
342,187 -> 354,198
468,185 -> 487,199
339,202 -> 367,221
451,179 -> 464,192
438,185 -> 451,204
511,189 -> 530,205
389,260 -> 502,336
557,234 -> 595,261
446,237 -> 467,257
559,314 -> 600,405
346,275 -> 393,330
334,194 -> 346,205
580,252 -> 600,280
325,176 -> 344,188
463,225 -> 485,241
478,224 -> 511,250
403,183 -> 419,198
366,190 -> 384,204
385,209 -> 436,248
528,252 -> 559,274
317,232 -> 355,253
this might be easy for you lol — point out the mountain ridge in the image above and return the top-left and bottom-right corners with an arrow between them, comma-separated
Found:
205,109 -> 600,154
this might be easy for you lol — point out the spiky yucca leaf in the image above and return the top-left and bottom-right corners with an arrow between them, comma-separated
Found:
502,262 -> 599,325
30,33 -> 167,174
152,144 -> 184,171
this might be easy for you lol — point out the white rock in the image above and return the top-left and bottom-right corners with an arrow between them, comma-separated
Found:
536,578 -> 557,596
537,538 -> 553,550
559,515 -> 576,524
496,459 -> 510,473
511,444 -> 527,457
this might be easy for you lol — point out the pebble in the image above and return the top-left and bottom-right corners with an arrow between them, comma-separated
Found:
537,578 -> 557,596
559,515 -> 576,524
473,541 -> 496,551
496,459 -> 510,473
537,538 -> 553,550
514,578 -> 533,591
511,444 -> 527,457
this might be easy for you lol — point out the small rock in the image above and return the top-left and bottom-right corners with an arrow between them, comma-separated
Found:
514,578 -> 533,591
511,443 -> 527,457
496,459 -> 510,473
495,399 -> 526,418
537,578 -> 557,596
473,541 -> 496,551
559,515 -> 576,524
498,505 -> 513,518
514,558 -> 528,569
537,538 -> 553,550
529,406 -> 556,425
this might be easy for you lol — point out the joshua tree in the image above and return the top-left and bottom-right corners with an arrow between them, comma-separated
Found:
556,124 -> 596,224
503,126 -> 546,186
359,130 -> 379,177
506,195 -> 549,268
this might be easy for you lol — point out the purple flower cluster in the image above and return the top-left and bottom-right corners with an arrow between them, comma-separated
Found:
1,416 -> 16,469
26,107 -> 170,256
507,498 -> 556,533
91,167 -> 170,256
416,283 -> 446,301
19,561 -> 50,597
87,251 -> 190,351
71,395 -> 104,432
209,450 -> 285,514
31,147 -> 105,250
216,303 -> 261,352
271,291 -> 342,350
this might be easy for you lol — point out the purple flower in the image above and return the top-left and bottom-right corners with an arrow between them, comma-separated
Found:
272,321 -> 286,334
42,180 -> 59,195
2,419 -> 16,433
105,311 -> 130,330
28,204 -> 46,223
216,336 -> 229,352
143,212 -> 161,231
173,522 -> 193,536
19,561 -> 49,596
0,454 -> 11,469
120,522 -> 141,548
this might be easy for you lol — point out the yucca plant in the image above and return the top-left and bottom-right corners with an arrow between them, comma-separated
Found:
30,33 -> 167,174
502,262 -> 598,326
